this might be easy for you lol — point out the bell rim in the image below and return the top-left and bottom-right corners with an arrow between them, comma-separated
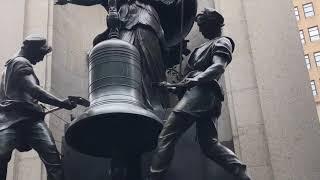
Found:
65,103 -> 163,157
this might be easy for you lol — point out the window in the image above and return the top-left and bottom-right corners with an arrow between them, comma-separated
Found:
300,30 -> 305,44
308,26 -> 320,42
294,7 -> 300,20
311,80 -> 317,96
303,3 -> 315,17
305,55 -> 311,69
314,52 -> 320,66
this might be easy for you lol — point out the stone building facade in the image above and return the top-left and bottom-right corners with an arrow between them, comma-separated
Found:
1,0 -> 320,180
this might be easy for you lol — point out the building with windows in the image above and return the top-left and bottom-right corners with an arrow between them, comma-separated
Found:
293,0 -> 320,116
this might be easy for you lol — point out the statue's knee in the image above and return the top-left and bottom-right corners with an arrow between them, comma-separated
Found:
199,138 -> 218,155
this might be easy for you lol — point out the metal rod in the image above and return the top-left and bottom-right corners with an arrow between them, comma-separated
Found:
45,107 -> 63,115
178,0 -> 185,79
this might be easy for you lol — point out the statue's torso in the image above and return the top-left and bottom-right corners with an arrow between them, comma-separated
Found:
174,37 -> 234,116
0,57 -> 44,130
118,1 -> 164,40
186,36 -> 233,74
0,57 -> 40,108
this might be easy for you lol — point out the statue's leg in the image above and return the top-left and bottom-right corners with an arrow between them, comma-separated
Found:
28,121 -> 63,180
150,112 -> 194,180
196,115 -> 251,180
0,128 -> 17,180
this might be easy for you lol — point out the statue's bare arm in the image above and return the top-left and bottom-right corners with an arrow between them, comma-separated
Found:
193,55 -> 228,83
21,75 -> 75,109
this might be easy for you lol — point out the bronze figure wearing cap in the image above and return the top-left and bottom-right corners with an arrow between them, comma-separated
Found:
0,35 -> 78,180
149,9 -> 251,180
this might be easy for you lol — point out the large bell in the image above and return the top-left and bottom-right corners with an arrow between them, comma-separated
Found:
65,39 -> 163,158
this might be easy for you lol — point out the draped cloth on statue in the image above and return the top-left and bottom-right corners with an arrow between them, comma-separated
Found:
119,27 -> 168,108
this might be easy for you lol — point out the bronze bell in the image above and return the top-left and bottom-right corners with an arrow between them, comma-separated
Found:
65,39 -> 163,158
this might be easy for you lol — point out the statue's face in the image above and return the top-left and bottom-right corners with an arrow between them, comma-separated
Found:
27,49 -> 47,65
199,25 -> 218,40
199,26 -> 213,39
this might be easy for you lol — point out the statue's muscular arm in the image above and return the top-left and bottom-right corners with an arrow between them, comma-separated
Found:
193,55 -> 228,83
162,55 -> 228,90
190,37 -> 233,83
21,75 -> 73,109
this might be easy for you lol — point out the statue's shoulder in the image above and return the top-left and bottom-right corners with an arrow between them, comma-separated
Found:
212,36 -> 235,52
207,36 -> 235,64
7,57 -> 33,76
12,56 -> 30,63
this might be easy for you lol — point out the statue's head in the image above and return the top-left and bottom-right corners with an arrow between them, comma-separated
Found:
22,35 -> 52,65
196,8 -> 224,40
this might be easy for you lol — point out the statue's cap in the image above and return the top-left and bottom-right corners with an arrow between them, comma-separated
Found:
23,34 -> 52,54
196,8 -> 224,27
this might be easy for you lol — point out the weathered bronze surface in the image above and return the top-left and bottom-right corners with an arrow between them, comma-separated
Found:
54,0 -> 202,180
56,0 -> 197,156
149,9 -> 251,180
65,39 -> 163,157
0,35 -> 78,180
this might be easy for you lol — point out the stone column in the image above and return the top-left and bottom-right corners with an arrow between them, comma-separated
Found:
217,0 -> 320,179
0,0 -> 53,180
0,1 -> 26,180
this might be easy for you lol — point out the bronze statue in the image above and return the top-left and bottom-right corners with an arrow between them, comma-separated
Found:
54,1 -> 196,180
149,9 -> 251,180
55,0 -> 196,110
0,35 -> 78,180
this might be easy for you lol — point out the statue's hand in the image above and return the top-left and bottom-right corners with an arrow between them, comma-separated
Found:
182,39 -> 191,56
158,82 -> 182,95
167,87 -> 183,95
158,81 -> 172,87
180,77 -> 198,89
55,0 -> 68,5
61,98 -> 77,110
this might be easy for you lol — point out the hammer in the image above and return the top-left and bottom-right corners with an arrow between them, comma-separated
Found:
45,96 -> 90,115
